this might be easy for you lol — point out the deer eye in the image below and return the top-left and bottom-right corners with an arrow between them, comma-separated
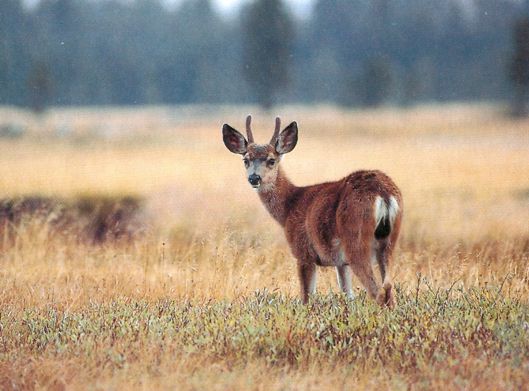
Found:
267,159 -> 276,167
243,158 -> 250,167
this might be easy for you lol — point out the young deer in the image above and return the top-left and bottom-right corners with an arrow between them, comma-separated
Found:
222,116 -> 402,307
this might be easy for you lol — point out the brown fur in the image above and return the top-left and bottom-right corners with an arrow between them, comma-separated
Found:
222,117 -> 403,306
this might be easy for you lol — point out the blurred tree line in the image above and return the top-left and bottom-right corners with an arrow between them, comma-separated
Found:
1,0 -> 529,109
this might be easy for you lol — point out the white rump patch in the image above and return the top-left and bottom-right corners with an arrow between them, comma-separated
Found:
374,196 -> 386,227
388,196 -> 399,226
374,195 -> 399,227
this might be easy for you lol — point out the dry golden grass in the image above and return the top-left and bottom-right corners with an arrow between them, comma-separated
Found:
0,103 -> 528,390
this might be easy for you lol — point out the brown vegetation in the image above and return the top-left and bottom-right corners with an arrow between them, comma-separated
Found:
0,195 -> 143,244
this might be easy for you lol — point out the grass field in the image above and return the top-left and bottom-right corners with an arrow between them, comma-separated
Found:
0,104 -> 528,390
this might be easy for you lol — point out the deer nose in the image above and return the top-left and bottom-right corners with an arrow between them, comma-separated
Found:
248,174 -> 261,187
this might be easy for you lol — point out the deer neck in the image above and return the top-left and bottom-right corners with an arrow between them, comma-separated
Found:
258,167 -> 297,226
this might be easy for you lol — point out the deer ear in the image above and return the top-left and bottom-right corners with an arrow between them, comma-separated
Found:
223,124 -> 248,154
276,121 -> 298,154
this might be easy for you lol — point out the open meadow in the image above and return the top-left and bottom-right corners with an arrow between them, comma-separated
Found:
0,104 -> 528,390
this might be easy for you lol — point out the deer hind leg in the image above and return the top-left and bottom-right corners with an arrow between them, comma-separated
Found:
336,264 -> 355,299
340,221 -> 390,304
375,238 -> 395,308
375,210 -> 402,308
349,256 -> 380,302
343,236 -> 380,302
297,262 -> 317,304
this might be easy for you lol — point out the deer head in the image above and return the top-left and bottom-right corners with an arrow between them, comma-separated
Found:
223,115 -> 298,190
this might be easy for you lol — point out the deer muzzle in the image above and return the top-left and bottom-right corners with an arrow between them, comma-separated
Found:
248,174 -> 261,188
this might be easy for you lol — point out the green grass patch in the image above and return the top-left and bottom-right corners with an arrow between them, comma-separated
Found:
2,286 -> 527,373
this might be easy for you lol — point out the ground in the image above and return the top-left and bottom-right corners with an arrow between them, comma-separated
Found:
0,104 -> 528,390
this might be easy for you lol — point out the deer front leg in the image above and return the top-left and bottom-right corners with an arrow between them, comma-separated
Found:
297,262 -> 317,304
336,264 -> 355,299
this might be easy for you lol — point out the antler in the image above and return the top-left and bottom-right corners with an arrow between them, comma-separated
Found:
245,115 -> 254,143
270,117 -> 281,145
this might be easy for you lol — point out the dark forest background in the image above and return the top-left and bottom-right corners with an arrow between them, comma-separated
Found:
2,0 -> 529,109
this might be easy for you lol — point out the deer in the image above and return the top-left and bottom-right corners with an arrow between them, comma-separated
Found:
222,115 -> 402,307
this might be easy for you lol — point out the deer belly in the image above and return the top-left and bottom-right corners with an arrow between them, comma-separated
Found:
311,237 -> 347,267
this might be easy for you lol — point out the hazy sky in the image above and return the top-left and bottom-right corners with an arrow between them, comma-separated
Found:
214,0 -> 314,17
23,0 -> 315,19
